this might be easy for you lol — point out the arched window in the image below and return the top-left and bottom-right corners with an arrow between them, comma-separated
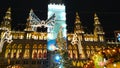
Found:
24,44 -> 30,59
33,44 -> 37,49
32,44 -> 37,59
5,44 -> 11,58
68,45 -> 73,59
17,44 -> 22,59
91,46 -> 95,55
73,45 -> 77,50
68,50 -> 72,59
86,46 -> 90,58
38,44 -> 42,59
38,50 -> 42,59
43,44 -> 47,49
38,44 -> 42,49
43,49 -> 47,59
32,50 -> 37,59
11,44 -> 17,58
68,45 -> 72,50
73,50 -> 78,59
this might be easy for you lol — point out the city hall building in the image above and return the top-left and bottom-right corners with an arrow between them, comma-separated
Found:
0,0 -> 119,68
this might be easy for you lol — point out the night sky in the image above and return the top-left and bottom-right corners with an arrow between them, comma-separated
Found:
0,0 -> 120,39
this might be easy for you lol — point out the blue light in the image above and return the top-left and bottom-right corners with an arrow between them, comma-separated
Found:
47,40 -> 56,51
54,54 -> 61,63
117,33 -> 120,41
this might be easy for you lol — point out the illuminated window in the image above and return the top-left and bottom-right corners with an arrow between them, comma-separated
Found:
43,44 -> 47,49
86,46 -> 90,58
68,50 -> 72,59
33,44 -> 37,48
38,44 -> 42,49
24,44 -> 30,59
19,35 -> 24,39
43,50 -> 47,59
27,33 -> 31,39
68,45 -> 72,50
73,50 -> 78,59
5,48 -> 11,58
99,36 -> 104,42
32,44 -> 37,59
11,44 -> 17,58
17,44 -> 22,59
32,50 -> 37,59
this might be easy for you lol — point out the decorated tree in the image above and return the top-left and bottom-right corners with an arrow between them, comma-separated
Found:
54,28 -> 72,68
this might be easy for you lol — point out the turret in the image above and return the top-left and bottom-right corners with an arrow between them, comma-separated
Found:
93,13 -> 105,42
74,12 -> 84,34
74,12 -> 84,41
0,7 -> 11,30
24,9 -> 35,31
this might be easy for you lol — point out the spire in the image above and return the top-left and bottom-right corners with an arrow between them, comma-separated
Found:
94,13 -> 100,25
94,13 -> 104,35
75,12 -> 81,24
24,9 -> 33,31
74,12 -> 84,34
0,7 -> 11,30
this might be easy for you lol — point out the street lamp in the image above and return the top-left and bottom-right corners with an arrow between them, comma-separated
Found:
0,28 -> 13,53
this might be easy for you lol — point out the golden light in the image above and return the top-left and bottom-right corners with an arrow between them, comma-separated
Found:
107,49 -> 110,53
112,49 -> 116,52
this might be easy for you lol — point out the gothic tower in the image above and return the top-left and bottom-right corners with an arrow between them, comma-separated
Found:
24,9 -> 34,31
0,8 -> 11,30
74,12 -> 84,41
93,13 -> 105,41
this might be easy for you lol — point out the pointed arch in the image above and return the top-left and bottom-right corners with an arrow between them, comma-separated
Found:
5,44 -> 11,58
38,49 -> 42,59
68,50 -> 73,59
17,44 -> 22,59
11,44 -> 17,58
68,45 -> 72,50
86,46 -> 90,58
32,49 -> 37,59
38,44 -> 42,49
43,49 -> 47,59
73,45 -> 77,49
25,44 -> 30,48
73,50 -> 78,59
33,44 -> 37,48
43,44 -> 47,49
24,44 -> 30,59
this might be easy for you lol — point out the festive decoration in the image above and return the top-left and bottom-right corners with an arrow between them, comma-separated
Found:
84,48 -> 120,68
0,28 -> 12,52
53,28 -> 72,68
25,9 -> 56,31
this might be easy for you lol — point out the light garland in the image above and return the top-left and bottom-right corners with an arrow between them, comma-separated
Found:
0,28 -> 13,52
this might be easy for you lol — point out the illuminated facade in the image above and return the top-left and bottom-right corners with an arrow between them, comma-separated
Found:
0,1 -> 120,68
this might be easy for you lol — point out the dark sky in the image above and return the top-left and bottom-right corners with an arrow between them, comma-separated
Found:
0,0 -> 120,38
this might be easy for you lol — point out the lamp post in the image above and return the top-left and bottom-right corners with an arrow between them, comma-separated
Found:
0,28 -> 13,53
